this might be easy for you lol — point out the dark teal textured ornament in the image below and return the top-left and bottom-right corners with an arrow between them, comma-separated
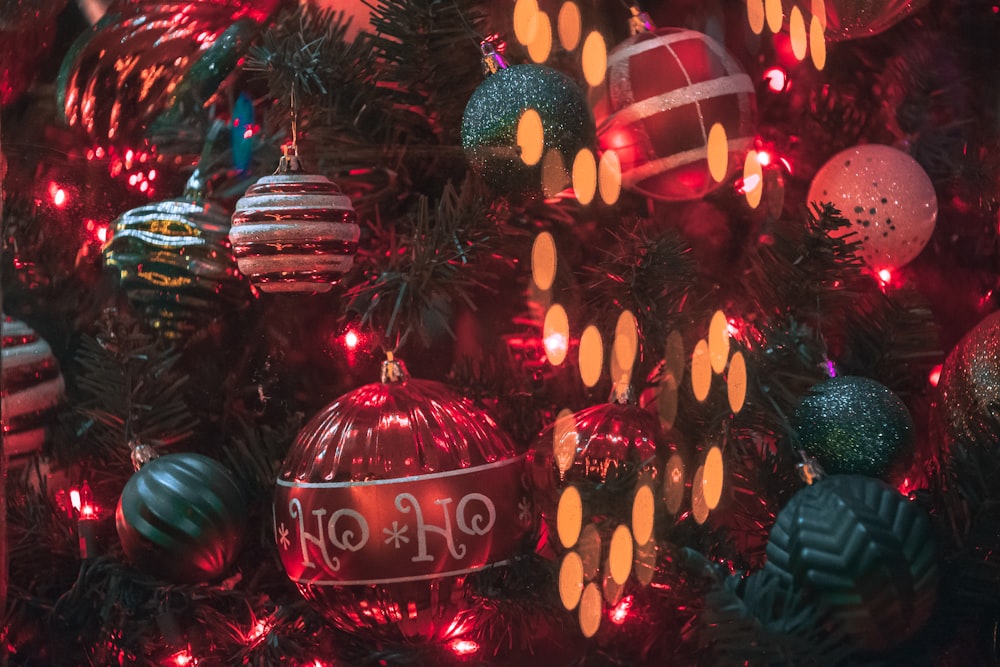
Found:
461,63 -> 594,196
764,475 -> 938,652
793,375 -> 913,477
116,452 -> 246,583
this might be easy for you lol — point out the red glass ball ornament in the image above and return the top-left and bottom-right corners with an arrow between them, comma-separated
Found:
1,315 -> 64,466
527,387 -> 674,551
0,0 -> 67,106
56,0 -> 277,151
274,357 -> 531,641
230,148 -> 360,294
590,28 -> 756,201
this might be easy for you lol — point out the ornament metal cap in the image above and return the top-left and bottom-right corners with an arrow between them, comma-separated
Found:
628,3 -> 654,34
276,143 -> 305,174
380,352 -> 410,384
479,39 -> 508,76
609,377 -> 637,405
129,441 -> 160,471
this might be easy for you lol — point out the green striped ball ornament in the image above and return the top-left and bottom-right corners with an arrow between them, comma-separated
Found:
116,452 -> 246,583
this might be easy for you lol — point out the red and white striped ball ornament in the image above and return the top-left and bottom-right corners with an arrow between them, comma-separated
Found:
1,315 -> 64,465
590,25 -> 756,201
230,146 -> 360,294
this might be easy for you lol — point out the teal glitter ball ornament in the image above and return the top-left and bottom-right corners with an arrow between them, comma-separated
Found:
793,375 -> 914,477
764,475 -> 938,652
116,452 -> 247,583
461,45 -> 595,197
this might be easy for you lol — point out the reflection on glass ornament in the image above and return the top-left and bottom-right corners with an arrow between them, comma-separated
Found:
0,0 -> 67,106
590,21 -> 756,201
807,144 -> 937,270
1,315 -> 65,466
230,146 -> 360,294
274,356 -> 531,642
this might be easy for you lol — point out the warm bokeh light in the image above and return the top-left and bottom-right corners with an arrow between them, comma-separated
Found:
572,148 -> 597,205
557,485 -> 583,548
664,453 -> 685,515
553,407 -> 578,475
657,375 -> 678,429
581,30 -> 607,87
543,303 -> 570,366
532,231 -> 557,291
727,351 -> 747,413
578,324 -> 603,388
747,0 -> 765,34
541,149 -> 570,197
665,330 -> 686,387
765,0 -> 783,32
790,6 -> 808,61
691,338 -> 712,401
608,525 -> 633,585
812,0 -> 828,29
527,10 -> 553,63
578,524 -> 601,579
513,0 -> 540,45
517,108 -> 544,166
707,123 -> 729,183
598,150 -> 622,204
48,182 -> 68,208
579,582 -> 602,637
810,16 -> 827,70
691,465 -> 709,524
708,310 -> 730,374
743,150 -> 764,208
557,2 -> 582,51
632,484 -> 655,546
703,446 -> 724,510
559,551 -> 585,609
929,363 -> 943,387
634,541 -> 656,585
613,310 -> 638,376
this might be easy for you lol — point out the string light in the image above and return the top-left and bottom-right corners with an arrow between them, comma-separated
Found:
763,66 -> 789,92
609,595 -> 634,625
928,363 -> 942,387
343,329 -> 360,351
448,638 -> 481,657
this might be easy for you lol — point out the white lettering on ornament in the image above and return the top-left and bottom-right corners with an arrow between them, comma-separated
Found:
394,491 -> 499,564
289,498 -> 344,572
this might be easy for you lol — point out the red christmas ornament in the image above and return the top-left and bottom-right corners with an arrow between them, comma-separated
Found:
230,147 -> 360,293
274,356 -> 531,641
590,26 -> 756,201
56,0 -> 278,152
1,315 -> 65,466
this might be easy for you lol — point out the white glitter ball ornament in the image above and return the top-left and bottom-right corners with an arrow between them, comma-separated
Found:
807,144 -> 937,270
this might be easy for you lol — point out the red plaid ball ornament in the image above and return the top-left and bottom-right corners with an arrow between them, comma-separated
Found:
591,27 -> 756,202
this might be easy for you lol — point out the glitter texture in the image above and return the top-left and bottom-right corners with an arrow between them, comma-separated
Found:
461,64 -> 594,196
940,311 -> 1000,444
807,144 -> 937,269
793,375 -> 914,477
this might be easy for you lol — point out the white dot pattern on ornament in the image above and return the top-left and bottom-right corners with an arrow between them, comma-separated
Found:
605,30 -> 755,187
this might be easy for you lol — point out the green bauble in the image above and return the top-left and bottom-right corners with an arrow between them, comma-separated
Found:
793,375 -> 913,476
765,475 -> 938,652
461,64 -> 595,196
103,192 -> 249,340
116,453 -> 246,583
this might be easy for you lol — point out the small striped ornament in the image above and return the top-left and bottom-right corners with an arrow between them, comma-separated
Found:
102,194 -> 248,339
591,28 -> 756,202
230,152 -> 360,294
1,315 -> 64,465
